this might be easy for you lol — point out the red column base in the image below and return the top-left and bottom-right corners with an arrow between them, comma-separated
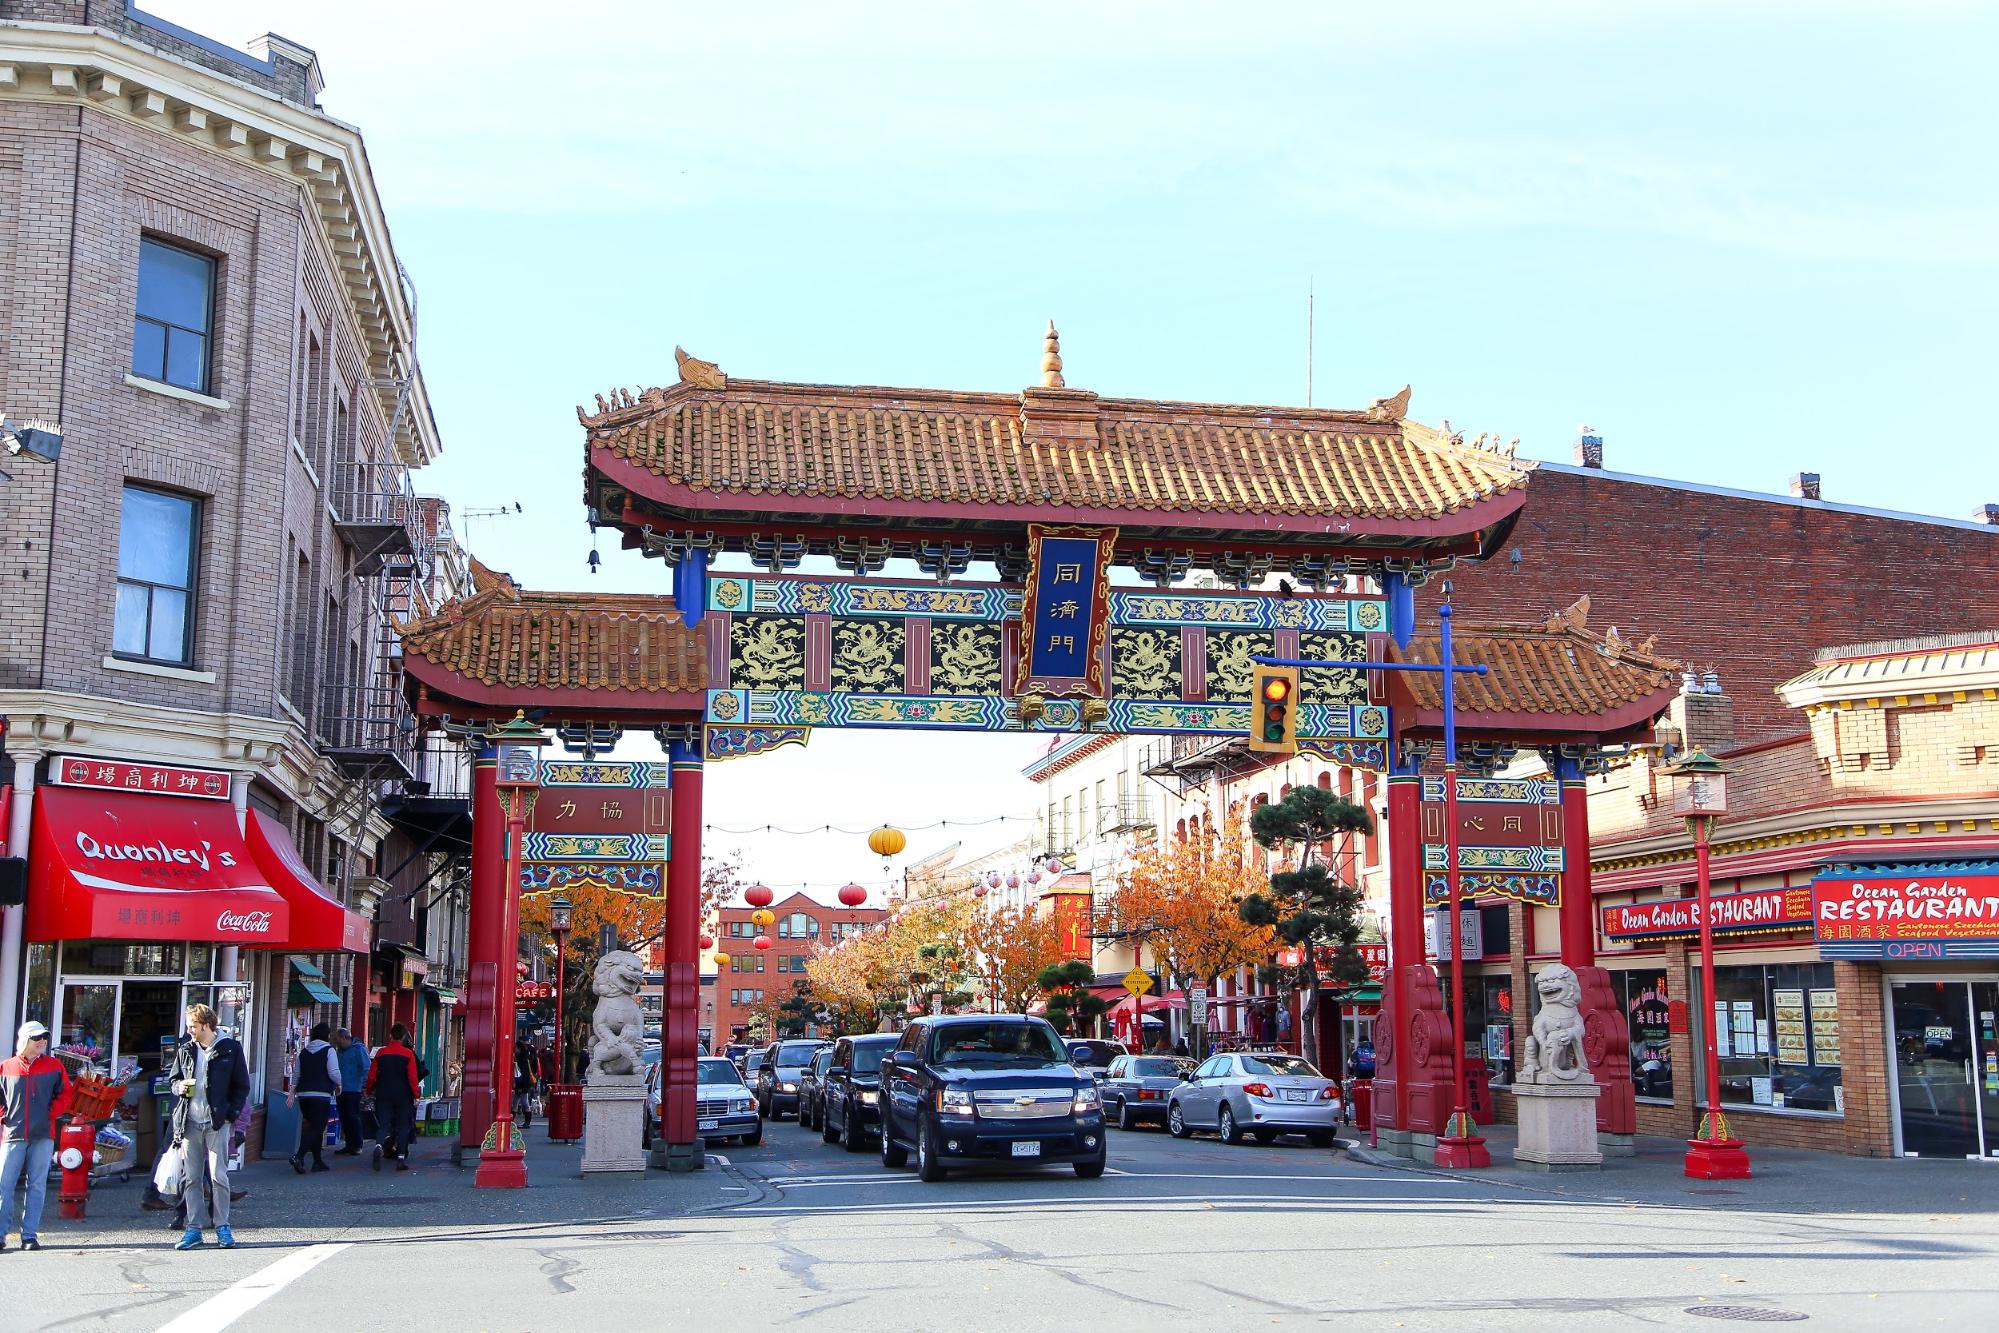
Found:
474,1115 -> 529,1188
1434,1135 -> 1491,1168
1683,1137 -> 1752,1180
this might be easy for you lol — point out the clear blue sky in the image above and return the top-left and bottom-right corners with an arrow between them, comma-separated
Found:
160,1 -> 1999,896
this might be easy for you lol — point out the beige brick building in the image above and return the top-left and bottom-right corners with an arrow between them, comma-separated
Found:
0,3 -> 468,1158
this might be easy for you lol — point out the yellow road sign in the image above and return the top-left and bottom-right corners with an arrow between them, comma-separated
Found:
1122,967 -> 1154,997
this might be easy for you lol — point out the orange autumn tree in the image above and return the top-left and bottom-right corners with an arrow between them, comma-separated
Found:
960,898 -> 1066,1015
1101,801 -> 1276,1056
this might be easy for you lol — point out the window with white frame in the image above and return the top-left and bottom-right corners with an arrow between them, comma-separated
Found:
113,485 -> 199,664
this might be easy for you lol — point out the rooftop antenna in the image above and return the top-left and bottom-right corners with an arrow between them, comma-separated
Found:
1306,277 -> 1315,408
462,502 -> 523,523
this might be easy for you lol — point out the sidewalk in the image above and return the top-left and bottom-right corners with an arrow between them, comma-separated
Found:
25,1132 -> 750,1252
1344,1122 -> 1999,1215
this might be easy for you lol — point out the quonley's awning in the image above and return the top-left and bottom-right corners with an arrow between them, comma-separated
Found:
28,787 -> 364,951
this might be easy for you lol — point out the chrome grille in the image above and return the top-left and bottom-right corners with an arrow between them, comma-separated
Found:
696,1097 -> 738,1116
972,1091 -> 1073,1120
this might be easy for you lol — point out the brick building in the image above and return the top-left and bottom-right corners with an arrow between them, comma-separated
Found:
0,4 -> 467,1157
711,892 -> 886,1042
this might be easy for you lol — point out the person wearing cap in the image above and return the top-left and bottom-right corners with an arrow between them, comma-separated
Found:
0,1020 -> 74,1252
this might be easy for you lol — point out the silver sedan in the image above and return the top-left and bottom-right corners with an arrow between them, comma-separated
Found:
1166,1051 -> 1343,1147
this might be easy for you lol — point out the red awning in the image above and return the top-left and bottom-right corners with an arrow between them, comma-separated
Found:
245,810 -> 370,953
27,787 -> 289,943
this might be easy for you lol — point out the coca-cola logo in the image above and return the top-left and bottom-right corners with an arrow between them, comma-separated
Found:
217,909 -> 274,934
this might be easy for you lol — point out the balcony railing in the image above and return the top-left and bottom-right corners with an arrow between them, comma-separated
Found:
1098,797 -> 1154,836
404,732 -> 472,802
333,457 -> 428,577
316,682 -> 416,781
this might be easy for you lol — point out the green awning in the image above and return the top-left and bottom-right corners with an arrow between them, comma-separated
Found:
289,957 -> 328,980
1334,986 -> 1381,1005
289,978 -> 341,1006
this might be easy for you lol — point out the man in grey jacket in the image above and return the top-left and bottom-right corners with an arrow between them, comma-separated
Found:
166,1004 -> 250,1250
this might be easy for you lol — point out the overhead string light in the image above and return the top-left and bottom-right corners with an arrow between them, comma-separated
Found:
703,813 -> 1038,836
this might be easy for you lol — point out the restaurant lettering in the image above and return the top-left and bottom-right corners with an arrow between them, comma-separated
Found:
1600,886 -> 1811,941
1813,872 -> 1999,943
74,830 -> 236,871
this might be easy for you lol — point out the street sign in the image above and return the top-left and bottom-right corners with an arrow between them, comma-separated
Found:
1189,986 -> 1208,1026
1122,967 -> 1154,997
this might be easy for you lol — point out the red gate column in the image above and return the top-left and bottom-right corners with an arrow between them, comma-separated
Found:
1376,758 -> 1425,1153
1551,748 -> 1635,1151
460,740 -> 502,1158
653,549 -> 708,1172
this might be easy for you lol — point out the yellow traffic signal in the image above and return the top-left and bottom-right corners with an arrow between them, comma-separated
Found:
1247,664 -> 1300,754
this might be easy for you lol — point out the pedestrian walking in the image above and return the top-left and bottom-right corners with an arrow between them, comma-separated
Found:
286,1022 -> 341,1174
166,1003 -> 250,1250
365,1024 -> 422,1172
0,1021 -> 74,1252
333,1029 -> 369,1156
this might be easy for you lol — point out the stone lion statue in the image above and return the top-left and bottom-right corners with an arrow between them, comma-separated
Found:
1519,963 -> 1590,1084
587,950 -> 646,1078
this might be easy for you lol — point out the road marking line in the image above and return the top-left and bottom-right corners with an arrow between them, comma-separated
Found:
730,1192 -> 1619,1215
155,1243 -> 352,1333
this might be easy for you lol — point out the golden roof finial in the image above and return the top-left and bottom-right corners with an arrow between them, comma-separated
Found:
1040,320 -> 1065,388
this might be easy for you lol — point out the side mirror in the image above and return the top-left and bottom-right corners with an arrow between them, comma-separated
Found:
1179,1070 -> 1195,1082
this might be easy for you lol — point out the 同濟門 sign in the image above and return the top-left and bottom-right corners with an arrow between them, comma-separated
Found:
1599,886 -> 1813,941
50,755 -> 231,800
1812,865 -> 1999,960
1016,523 -> 1116,700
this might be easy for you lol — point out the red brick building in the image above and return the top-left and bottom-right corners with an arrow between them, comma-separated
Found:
711,892 -> 885,1041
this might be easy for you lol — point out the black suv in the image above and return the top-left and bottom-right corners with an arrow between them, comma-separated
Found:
820,1033 -> 899,1152
878,1015 -> 1107,1181
754,1039 -> 827,1119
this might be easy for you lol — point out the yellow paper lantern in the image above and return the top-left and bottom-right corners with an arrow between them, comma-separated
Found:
751,908 -> 775,929
712,951 -> 731,967
868,825 -> 907,863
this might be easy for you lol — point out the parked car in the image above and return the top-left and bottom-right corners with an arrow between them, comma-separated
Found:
643,1056 -> 761,1148
879,1014 -> 1107,1181
1100,1054 -> 1196,1129
820,1033 -> 899,1153
797,1045 -> 837,1131
1166,1050 -> 1341,1147
754,1039 -> 828,1119
1064,1038 -> 1127,1083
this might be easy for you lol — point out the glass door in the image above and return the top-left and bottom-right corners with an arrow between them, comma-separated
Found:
1974,983 -> 1999,1159
57,980 -> 122,1078
1890,981 -> 1979,1158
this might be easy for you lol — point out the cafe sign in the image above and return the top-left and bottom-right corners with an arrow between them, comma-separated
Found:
1813,864 -> 1999,960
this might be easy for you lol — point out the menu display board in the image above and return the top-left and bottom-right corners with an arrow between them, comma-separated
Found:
1809,989 -> 1841,1067
1774,989 -> 1808,1063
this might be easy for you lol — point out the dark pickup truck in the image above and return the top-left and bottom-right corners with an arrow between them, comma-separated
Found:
878,1014 -> 1107,1182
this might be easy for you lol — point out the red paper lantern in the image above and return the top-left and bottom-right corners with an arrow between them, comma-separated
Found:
838,884 -> 867,908
744,884 -> 774,909
974,885 -> 989,898
516,961 -> 529,976
1044,858 -> 1065,875
698,934 -> 715,951
753,934 -> 773,952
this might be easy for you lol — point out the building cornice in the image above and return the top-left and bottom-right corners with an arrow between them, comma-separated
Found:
0,21 -> 438,467
1592,795 -> 1999,879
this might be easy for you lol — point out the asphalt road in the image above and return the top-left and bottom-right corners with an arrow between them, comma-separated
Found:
7,1111 -> 1995,1330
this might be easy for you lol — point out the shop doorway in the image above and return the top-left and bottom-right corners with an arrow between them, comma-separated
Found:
1889,979 -> 1999,1159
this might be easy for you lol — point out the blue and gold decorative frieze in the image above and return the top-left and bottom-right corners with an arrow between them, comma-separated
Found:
705,725 -> 811,762
1424,872 -> 1560,907
521,832 -> 670,862
1421,843 -> 1566,873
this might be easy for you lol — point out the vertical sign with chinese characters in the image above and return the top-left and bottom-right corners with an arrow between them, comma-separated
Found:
1015,524 -> 1116,700
1419,776 -> 1565,907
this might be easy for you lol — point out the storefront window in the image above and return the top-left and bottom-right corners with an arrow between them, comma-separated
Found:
187,943 -> 216,981
24,943 -> 54,1028
1618,970 -> 1674,1102
61,941 -> 183,976
58,982 -> 118,1076
1701,962 -> 1843,1115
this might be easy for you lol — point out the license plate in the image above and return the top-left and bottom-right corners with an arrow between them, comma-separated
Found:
697,1118 -> 718,1131
1281,1089 -> 1308,1103
1010,1140 -> 1041,1158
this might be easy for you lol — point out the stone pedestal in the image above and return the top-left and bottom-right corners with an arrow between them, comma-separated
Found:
580,1074 -> 647,1174
1512,1080 -> 1603,1172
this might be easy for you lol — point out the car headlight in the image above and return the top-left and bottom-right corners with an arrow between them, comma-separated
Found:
1072,1085 -> 1102,1113
781,1082 -> 796,1093
858,1090 -> 878,1105
730,1097 -> 752,1113
938,1087 -> 975,1116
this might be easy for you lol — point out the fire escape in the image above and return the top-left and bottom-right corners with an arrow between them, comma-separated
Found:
1139,734 -> 1267,798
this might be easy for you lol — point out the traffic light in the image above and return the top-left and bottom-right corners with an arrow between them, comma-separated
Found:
1247,664 -> 1300,754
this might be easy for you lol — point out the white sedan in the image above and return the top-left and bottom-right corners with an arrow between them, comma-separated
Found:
1167,1051 -> 1342,1147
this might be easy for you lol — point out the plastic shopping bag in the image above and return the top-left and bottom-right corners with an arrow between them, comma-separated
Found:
152,1139 -> 187,1197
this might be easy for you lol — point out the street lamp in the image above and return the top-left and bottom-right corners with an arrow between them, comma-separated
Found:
1665,747 -> 1751,1181
476,711 -> 546,1189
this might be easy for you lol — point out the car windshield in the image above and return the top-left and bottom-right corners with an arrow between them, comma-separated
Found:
931,1021 -> 1067,1067
743,1053 -> 764,1072
697,1060 -> 743,1087
851,1039 -> 896,1075
777,1042 -> 822,1067
1133,1057 -> 1193,1077
1242,1054 -> 1320,1077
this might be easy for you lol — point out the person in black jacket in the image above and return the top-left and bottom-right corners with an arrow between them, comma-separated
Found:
287,1021 -> 341,1174
166,1004 -> 250,1250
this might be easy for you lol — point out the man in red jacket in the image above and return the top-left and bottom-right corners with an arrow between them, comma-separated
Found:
0,1020 -> 74,1251
364,1024 -> 423,1172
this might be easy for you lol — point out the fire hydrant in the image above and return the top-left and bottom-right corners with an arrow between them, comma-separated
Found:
57,1121 -> 97,1220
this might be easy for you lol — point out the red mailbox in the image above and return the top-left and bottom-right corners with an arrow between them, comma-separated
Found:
1348,1078 -> 1374,1132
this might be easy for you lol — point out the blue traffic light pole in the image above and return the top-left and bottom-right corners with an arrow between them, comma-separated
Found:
1253,585 -> 1492,1166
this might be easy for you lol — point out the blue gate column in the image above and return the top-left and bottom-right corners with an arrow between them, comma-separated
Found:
654,549 -> 708,1171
